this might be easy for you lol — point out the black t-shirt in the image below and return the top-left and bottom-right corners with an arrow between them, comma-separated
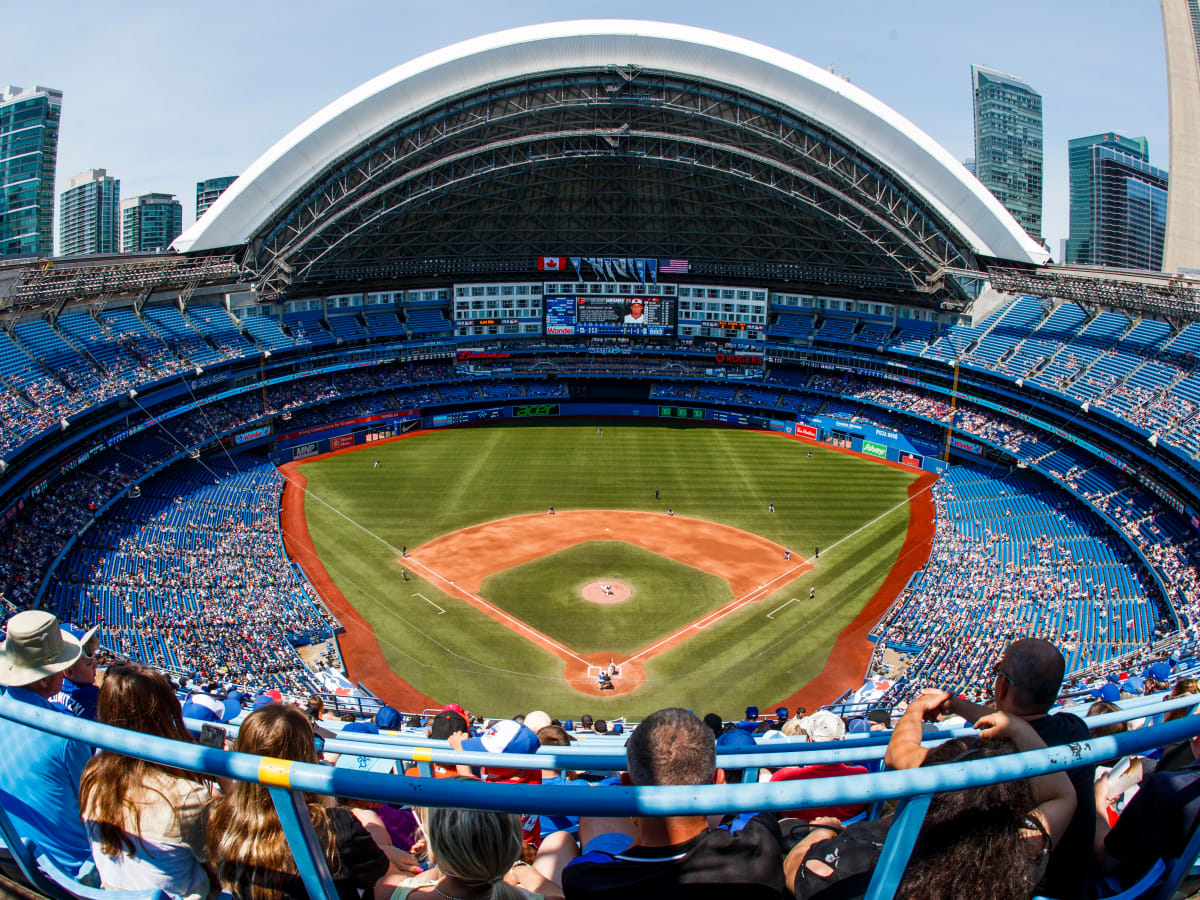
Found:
563,813 -> 785,899
1030,712 -> 1096,900
1106,757 -> 1200,888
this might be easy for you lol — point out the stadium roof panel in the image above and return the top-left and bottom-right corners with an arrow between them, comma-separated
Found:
174,20 -> 1049,293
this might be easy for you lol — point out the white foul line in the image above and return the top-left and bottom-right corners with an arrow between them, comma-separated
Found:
766,597 -> 800,619
413,592 -> 445,615
404,555 -> 592,666
621,563 -> 807,665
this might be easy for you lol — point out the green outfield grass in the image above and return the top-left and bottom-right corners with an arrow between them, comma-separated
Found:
479,540 -> 732,655
298,422 -> 921,717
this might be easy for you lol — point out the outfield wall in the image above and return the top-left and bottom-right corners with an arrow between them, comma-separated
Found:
269,400 -> 949,475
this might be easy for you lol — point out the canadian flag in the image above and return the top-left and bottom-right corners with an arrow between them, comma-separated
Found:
537,256 -> 567,271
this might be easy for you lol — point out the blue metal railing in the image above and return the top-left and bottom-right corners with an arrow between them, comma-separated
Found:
4,693 -> 1200,900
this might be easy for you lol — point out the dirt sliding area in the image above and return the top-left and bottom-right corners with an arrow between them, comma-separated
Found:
407,510 -> 803,698
279,461 -> 937,711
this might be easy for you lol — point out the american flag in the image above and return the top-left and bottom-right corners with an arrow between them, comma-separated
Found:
659,258 -> 690,273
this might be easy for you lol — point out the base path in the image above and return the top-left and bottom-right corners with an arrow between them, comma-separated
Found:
279,464 -> 438,713
413,510 -> 792,597
408,510 -> 802,696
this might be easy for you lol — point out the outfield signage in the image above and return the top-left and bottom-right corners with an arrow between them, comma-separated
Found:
795,423 -> 818,440
900,452 -> 923,468
862,440 -> 887,458
292,442 -> 319,460
513,404 -> 560,418
330,434 -> 354,451
278,410 -> 418,442
950,436 -> 982,455
234,425 -> 271,445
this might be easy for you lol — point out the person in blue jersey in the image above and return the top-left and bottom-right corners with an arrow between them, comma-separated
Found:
49,623 -> 101,720
0,610 -> 95,879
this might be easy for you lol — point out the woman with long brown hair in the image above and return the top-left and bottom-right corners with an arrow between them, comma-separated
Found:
206,703 -> 394,900
79,662 -> 214,900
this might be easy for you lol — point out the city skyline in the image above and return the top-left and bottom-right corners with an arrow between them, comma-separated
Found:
7,0 -> 1170,260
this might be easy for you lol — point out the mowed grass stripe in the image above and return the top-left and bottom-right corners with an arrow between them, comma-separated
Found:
299,423 -> 919,717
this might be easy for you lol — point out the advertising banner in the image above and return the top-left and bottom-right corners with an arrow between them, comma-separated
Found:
862,440 -> 887,458
900,452 -> 923,468
795,423 -> 818,440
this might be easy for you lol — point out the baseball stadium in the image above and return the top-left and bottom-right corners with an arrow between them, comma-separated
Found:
3,19 -> 1200,900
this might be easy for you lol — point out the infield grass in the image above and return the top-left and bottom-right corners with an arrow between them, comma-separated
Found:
479,540 -> 732,655
298,422 -> 920,718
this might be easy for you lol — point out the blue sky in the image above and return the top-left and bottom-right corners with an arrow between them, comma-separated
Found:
12,0 -> 1169,258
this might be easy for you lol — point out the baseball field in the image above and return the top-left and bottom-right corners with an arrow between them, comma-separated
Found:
280,422 -> 934,719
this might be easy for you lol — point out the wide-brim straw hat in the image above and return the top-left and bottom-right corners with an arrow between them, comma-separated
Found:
0,611 -> 83,687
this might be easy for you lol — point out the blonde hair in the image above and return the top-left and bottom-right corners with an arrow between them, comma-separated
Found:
780,716 -> 806,737
206,706 -> 338,900
421,805 -> 526,900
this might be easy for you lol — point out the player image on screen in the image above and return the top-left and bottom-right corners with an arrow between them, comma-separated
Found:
545,295 -> 674,336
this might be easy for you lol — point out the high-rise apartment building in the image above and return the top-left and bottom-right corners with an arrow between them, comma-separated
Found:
1065,133 -> 1168,271
0,85 -> 62,258
1161,0 -> 1200,271
59,169 -> 120,256
120,193 -> 182,253
971,65 -> 1043,243
195,175 -> 236,219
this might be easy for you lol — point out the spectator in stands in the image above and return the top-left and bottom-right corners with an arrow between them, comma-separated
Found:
898,638 -> 1094,900
0,610 -> 94,879
562,707 -> 785,899
1097,721 -> 1200,889
79,663 -> 212,900
378,804 -> 562,899
206,704 -> 399,900
770,711 -> 870,821
788,693 -> 1076,900
49,624 -> 101,720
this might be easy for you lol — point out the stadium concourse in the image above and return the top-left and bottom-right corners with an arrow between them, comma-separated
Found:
2,18 -> 1200,898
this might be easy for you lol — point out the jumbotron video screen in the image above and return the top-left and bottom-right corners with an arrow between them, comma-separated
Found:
544,295 -> 675,336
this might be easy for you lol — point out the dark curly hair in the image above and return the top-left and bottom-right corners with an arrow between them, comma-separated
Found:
896,737 -> 1043,900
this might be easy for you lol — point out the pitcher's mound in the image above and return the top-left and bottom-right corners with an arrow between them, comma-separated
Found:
582,581 -> 631,605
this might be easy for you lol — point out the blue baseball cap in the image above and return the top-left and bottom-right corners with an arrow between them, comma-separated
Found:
374,705 -> 402,730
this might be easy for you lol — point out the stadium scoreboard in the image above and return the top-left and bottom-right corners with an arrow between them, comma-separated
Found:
658,406 -> 705,419
545,295 -> 675,336
432,407 -> 504,427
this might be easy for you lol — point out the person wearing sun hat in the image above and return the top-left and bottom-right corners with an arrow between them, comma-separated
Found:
0,610 -> 95,879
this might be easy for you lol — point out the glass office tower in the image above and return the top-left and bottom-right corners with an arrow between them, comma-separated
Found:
1065,133 -> 1169,271
0,85 -> 63,258
195,175 -> 236,219
120,193 -> 183,253
971,65 -> 1043,243
60,169 -> 120,256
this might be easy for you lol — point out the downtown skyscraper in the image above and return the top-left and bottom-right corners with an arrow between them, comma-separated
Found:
971,65 -> 1043,245
121,193 -> 182,253
0,85 -> 62,258
60,169 -> 120,256
1065,133 -> 1168,271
